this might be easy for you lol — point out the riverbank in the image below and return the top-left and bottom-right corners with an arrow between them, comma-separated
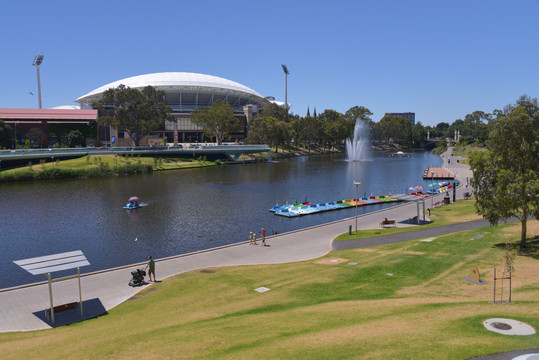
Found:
0,154 -> 218,182
1,196 -> 537,359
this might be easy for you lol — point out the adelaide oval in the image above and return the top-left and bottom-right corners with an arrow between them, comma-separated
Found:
75,72 -> 269,146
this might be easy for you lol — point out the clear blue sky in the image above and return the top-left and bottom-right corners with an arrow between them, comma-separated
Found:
1,0 -> 537,126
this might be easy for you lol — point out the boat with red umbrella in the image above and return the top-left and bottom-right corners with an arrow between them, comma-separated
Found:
124,196 -> 142,209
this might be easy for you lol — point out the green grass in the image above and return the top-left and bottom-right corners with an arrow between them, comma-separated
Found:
336,200 -> 482,240
1,207 -> 537,359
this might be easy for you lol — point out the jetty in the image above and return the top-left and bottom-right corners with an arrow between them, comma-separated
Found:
270,196 -> 399,217
423,167 -> 454,180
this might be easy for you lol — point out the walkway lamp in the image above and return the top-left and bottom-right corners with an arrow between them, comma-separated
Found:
354,181 -> 361,233
32,54 -> 44,109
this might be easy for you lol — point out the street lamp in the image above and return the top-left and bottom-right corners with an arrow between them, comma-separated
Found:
32,54 -> 44,109
281,64 -> 289,120
354,181 -> 361,233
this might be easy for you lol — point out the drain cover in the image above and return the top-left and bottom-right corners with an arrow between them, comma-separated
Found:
492,322 -> 512,330
484,318 -> 536,335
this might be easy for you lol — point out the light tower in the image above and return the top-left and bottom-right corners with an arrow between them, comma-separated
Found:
281,64 -> 289,119
32,54 -> 44,109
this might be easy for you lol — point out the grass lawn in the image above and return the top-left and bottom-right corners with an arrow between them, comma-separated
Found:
1,208 -> 538,359
336,200 -> 483,241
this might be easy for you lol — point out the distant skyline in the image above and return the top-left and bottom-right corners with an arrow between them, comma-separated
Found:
1,0 -> 538,126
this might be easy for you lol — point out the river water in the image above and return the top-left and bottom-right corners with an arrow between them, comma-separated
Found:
0,151 -> 441,289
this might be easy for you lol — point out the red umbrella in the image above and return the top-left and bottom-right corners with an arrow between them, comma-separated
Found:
129,196 -> 139,202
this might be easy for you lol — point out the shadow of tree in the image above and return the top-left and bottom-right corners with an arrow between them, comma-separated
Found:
496,236 -> 539,260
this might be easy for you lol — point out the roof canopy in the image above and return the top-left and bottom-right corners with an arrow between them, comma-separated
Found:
14,250 -> 90,276
76,72 -> 264,104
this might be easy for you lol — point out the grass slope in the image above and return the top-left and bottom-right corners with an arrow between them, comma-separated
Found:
1,205 -> 537,359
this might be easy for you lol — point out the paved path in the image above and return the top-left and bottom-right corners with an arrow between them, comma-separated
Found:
0,148 -> 477,332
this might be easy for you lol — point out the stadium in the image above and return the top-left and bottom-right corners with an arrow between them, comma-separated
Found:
75,72 -> 269,146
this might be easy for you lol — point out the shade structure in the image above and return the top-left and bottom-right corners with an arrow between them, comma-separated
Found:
14,250 -> 90,324
128,196 -> 139,202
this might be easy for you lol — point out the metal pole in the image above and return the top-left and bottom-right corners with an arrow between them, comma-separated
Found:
36,65 -> 42,109
355,186 -> 358,233
284,72 -> 287,113
354,181 -> 360,233
431,174 -> 434,208
493,268 -> 496,303
47,272 -> 55,324
509,270 -> 512,303
78,267 -> 83,316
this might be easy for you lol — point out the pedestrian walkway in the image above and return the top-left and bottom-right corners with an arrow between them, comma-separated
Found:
0,148 -> 475,332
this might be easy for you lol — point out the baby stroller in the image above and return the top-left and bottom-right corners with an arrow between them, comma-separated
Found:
128,268 -> 146,287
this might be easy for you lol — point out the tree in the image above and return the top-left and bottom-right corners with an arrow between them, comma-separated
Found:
0,120 -> 12,148
191,99 -> 238,145
67,129 -> 86,147
94,85 -> 172,146
470,95 -> 539,247
245,115 -> 290,152
26,127 -> 47,148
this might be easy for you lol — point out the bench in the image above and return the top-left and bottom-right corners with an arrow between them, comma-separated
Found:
45,302 -> 78,322
380,219 -> 396,228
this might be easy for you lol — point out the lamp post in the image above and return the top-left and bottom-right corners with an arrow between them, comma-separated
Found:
32,54 -> 44,109
281,64 -> 289,120
354,181 -> 361,233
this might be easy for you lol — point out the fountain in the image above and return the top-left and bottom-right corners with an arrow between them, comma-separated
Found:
346,118 -> 372,161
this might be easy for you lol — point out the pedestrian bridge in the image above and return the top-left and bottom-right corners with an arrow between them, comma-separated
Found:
0,144 -> 271,168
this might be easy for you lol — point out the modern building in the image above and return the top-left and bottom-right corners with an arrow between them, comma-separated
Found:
76,72 -> 269,146
385,112 -> 415,126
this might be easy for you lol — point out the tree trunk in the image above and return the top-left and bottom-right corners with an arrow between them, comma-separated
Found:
520,211 -> 527,248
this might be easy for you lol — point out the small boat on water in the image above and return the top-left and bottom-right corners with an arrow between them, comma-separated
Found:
124,196 -> 142,209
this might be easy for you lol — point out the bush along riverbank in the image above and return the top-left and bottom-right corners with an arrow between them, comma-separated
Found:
0,162 -> 153,182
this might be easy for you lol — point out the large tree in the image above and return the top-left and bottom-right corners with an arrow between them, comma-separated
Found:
94,85 -> 172,146
246,115 -> 290,152
470,95 -> 539,247
191,99 -> 238,145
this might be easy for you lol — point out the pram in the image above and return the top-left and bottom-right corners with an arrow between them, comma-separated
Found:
128,268 -> 146,286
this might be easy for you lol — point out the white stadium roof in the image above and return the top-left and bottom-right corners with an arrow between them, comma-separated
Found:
76,72 -> 264,103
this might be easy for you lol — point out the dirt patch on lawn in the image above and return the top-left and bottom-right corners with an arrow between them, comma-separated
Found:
403,251 -> 425,255
128,287 -> 157,300
315,257 -> 348,265
200,269 -> 217,273
504,220 -> 539,237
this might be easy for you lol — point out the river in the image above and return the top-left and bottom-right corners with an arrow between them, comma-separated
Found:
0,151 -> 442,289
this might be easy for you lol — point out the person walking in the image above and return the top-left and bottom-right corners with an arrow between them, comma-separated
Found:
249,231 -> 254,245
261,227 -> 266,246
145,255 -> 156,282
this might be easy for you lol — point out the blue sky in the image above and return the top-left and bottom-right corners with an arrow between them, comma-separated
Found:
1,0 -> 537,126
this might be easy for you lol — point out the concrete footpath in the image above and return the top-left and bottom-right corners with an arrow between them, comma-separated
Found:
0,149 -> 476,332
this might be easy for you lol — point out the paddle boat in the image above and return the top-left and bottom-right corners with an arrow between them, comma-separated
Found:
272,194 -> 399,217
124,196 -> 142,209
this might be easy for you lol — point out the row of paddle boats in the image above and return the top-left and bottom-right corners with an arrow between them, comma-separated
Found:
270,196 -> 398,217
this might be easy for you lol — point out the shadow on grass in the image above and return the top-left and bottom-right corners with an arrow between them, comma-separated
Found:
495,235 -> 539,260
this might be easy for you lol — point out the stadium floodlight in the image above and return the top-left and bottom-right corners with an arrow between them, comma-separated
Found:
33,54 -> 44,108
281,64 -> 289,117
33,54 -> 44,66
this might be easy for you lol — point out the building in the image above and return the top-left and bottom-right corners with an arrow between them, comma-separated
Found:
385,112 -> 415,126
0,108 -> 97,147
76,72 -> 268,146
